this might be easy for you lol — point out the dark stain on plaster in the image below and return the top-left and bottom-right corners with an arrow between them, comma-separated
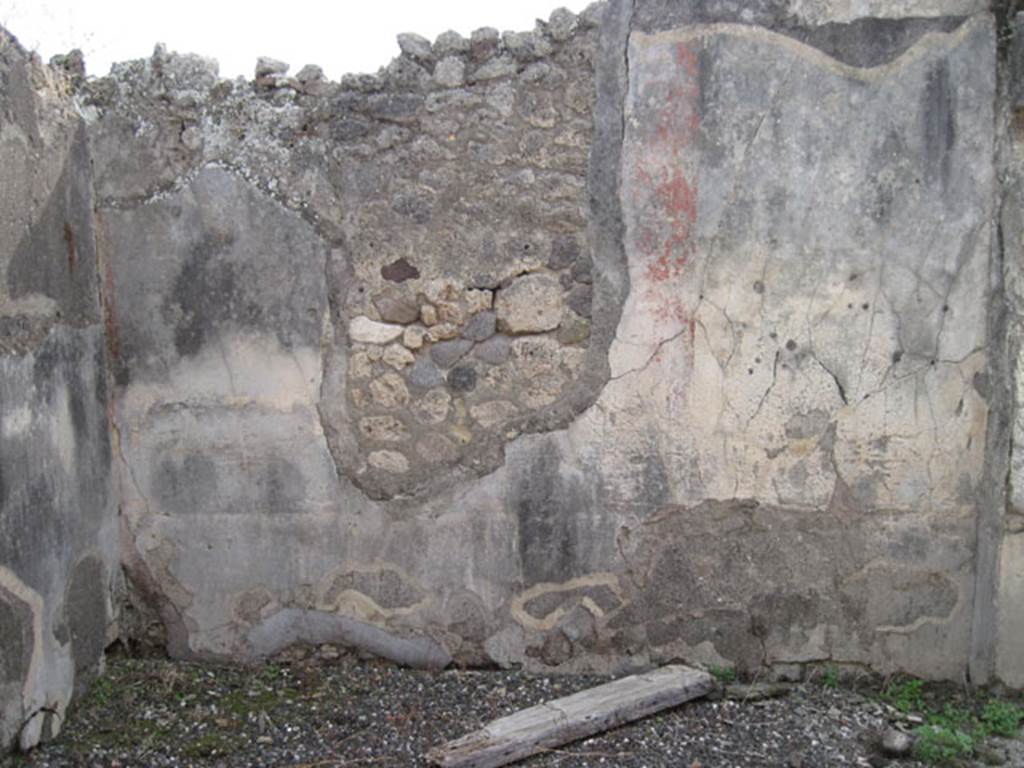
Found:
795,17 -> 967,69
0,329 -> 112,598
923,60 -> 956,189
154,453 -> 219,516
63,223 -> 77,271
260,457 -> 307,514
168,231 -> 241,357
64,555 -> 107,682
154,451 -> 307,516
70,344 -> 113,508
632,1 -> 967,70
9,123 -> 99,327
0,586 -> 33,687
107,168 -> 327,372
635,446 -> 671,507
511,439 -> 589,586
3,479 -> 63,583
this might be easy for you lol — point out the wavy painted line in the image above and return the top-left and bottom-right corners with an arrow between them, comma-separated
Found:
633,16 -> 986,83
511,573 -> 623,632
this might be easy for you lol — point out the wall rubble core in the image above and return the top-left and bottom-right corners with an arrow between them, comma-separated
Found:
3,0 -> 1024,751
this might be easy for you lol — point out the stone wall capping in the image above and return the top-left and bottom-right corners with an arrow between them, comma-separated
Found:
470,27 -> 501,61
255,55 -> 289,79
397,32 -> 435,63
547,7 -> 579,41
503,30 -> 554,61
434,30 -> 472,58
340,72 -> 385,93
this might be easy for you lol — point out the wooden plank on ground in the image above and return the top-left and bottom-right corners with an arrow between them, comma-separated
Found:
425,664 -> 713,768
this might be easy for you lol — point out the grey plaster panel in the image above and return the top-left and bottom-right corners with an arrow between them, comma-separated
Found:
99,166 -> 329,384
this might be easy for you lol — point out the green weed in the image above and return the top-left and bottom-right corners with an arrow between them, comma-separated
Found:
912,724 -> 974,764
883,684 -> 1024,765
822,665 -> 839,689
708,665 -> 735,684
980,698 -> 1024,738
882,677 -> 925,713
84,675 -> 116,706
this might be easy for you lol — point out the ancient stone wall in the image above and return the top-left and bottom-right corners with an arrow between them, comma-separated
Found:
4,0 -> 1024,750
0,32 -> 118,751
84,5 -> 614,668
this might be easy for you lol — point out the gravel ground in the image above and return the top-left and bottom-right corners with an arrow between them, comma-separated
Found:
3,650 -> 1022,768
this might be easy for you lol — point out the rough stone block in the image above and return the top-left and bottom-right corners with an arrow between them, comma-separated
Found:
431,339 -> 473,368
350,317 -> 406,344
398,33 -> 434,62
434,57 -> 466,89
495,274 -> 565,333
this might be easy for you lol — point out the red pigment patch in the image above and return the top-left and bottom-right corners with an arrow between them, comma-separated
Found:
629,41 -> 702,348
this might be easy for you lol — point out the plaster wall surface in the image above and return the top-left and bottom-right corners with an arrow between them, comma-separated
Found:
81,0 -> 1008,681
0,31 -> 117,751
3,0 -> 1024,744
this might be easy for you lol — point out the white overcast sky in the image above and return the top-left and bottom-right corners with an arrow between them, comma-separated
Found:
1,1 -> 592,80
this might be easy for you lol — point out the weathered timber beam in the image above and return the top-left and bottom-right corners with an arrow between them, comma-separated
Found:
426,665 -> 713,768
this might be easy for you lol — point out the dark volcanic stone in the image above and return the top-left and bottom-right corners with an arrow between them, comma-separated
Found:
430,339 -> 473,368
381,258 -> 420,283
461,311 -> 496,342
474,335 -> 511,365
408,358 -> 444,390
448,365 -> 477,392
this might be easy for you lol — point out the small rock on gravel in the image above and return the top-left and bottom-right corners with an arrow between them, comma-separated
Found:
880,726 -> 914,756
